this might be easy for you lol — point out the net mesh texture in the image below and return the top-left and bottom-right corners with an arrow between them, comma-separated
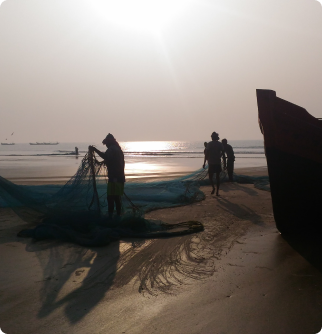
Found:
0,150 -> 269,246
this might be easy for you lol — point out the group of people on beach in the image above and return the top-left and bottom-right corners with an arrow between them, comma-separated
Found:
203,131 -> 235,196
88,131 -> 235,218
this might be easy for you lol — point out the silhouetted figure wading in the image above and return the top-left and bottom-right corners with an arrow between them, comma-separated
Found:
203,142 -> 208,167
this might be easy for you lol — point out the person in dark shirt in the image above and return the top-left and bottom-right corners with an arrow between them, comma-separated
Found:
203,132 -> 226,196
89,133 -> 125,217
222,138 -> 235,182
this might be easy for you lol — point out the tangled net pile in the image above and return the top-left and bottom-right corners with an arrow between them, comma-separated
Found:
0,151 -> 208,246
0,151 -> 270,246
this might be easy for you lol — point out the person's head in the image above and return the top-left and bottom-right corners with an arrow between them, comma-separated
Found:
204,142 -> 207,148
102,133 -> 116,147
211,132 -> 219,141
222,138 -> 228,146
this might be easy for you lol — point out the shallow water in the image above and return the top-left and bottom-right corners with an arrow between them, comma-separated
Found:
0,141 -> 266,182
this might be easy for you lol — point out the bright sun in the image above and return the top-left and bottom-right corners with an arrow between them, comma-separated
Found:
91,0 -> 192,34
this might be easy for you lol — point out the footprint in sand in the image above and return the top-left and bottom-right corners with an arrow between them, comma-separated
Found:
75,269 -> 85,276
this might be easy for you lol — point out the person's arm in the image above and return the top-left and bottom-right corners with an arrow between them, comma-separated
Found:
88,146 -> 107,160
203,149 -> 208,168
227,145 -> 235,161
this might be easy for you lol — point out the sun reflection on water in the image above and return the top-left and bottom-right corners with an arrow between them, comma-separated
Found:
125,161 -> 159,176
120,141 -> 191,178
121,141 -> 183,153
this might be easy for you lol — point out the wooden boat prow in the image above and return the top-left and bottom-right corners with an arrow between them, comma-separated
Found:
257,90 -> 322,234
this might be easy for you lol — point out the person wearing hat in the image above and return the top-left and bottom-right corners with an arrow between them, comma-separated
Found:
203,131 -> 226,196
89,134 -> 125,218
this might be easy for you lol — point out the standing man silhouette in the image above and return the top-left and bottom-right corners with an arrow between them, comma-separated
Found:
203,132 -> 225,196
89,134 -> 125,218
222,138 -> 235,182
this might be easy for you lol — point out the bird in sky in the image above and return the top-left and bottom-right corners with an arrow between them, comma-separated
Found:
11,132 -> 14,135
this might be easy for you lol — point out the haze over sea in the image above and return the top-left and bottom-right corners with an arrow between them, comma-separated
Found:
0,140 -> 266,183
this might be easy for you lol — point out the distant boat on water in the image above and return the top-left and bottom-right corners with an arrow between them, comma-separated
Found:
257,89 -> 322,234
29,142 -> 59,145
1,143 -> 15,145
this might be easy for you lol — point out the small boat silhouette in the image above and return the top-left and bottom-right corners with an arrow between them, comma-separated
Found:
29,142 -> 59,145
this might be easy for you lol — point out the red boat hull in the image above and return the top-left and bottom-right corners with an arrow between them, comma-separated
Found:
257,90 -> 322,234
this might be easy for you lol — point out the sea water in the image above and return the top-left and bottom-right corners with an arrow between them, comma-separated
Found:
0,141 -> 266,182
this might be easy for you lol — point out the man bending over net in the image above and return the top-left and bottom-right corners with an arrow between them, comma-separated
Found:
89,134 -> 125,218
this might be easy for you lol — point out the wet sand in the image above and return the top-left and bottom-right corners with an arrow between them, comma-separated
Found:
0,154 -> 267,185
1,168 -> 322,334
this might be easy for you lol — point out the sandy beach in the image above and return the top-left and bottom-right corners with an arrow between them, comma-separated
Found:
1,167 -> 322,334
1,0 -> 321,331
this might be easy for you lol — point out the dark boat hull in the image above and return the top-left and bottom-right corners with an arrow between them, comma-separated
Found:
266,147 -> 322,233
257,90 -> 322,234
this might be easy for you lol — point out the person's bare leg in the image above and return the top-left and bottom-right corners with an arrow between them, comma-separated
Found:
107,195 -> 114,218
228,170 -> 233,182
209,172 -> 215,194
227,160 -> 234,182
216,172 -> 220,196
115,195 -> 122,216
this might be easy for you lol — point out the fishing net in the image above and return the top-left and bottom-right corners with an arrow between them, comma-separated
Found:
0,150 -> 269,246
0,151 -> 208,246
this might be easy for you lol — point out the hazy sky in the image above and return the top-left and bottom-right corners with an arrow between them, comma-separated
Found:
0,0 -> 322,142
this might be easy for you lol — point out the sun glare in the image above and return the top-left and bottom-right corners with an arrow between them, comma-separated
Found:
121,141 -> 173,152
91,0 -> 192,34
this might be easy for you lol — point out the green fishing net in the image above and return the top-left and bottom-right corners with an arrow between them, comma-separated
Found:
0,150 -> 269,246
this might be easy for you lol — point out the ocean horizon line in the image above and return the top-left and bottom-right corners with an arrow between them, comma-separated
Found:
1,139 -> 264,144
